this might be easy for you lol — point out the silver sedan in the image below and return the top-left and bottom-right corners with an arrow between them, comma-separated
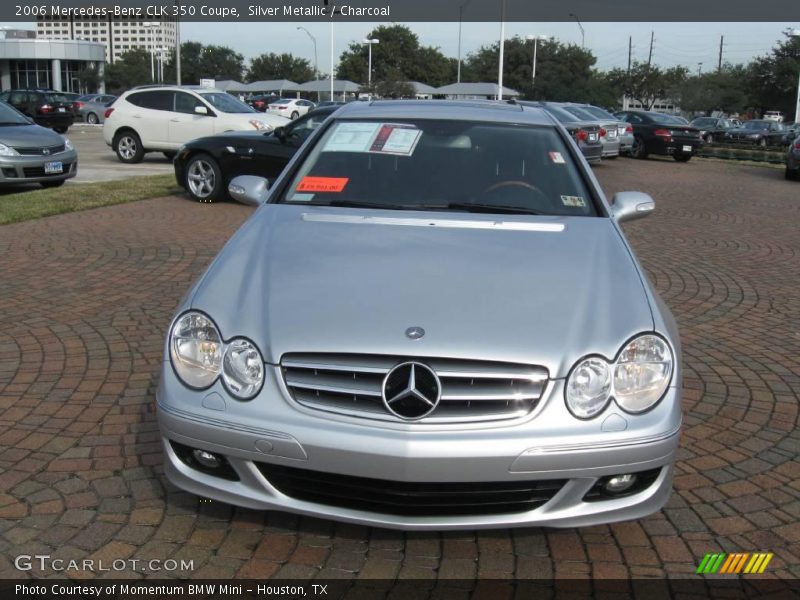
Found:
158,100 -> 682,530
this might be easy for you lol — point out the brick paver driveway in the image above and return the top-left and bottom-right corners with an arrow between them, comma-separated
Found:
0,158 -> 798,581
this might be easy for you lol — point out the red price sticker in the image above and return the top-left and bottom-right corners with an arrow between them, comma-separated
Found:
297,176 -> 349,193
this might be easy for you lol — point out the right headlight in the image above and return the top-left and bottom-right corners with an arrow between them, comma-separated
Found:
222,338 -> 264,399
169,312 -> 223,389
565,334 -> 673,418
0,143 -> 18,157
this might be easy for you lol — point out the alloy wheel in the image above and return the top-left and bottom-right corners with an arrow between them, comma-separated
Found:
118,136 -> 137,160
187,160 -> 216,199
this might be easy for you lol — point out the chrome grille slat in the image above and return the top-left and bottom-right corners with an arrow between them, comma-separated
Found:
282,353 -> 549,424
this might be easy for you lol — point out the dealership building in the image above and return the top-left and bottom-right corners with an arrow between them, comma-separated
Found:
0,31 -> 106,93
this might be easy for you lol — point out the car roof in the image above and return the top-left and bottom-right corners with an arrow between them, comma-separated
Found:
334,99 -> 554,126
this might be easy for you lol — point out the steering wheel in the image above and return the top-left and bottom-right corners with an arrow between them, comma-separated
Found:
482,180 -> 551,209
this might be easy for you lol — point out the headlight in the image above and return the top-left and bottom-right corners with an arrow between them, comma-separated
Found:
613,335 -> 673,413
565,357 -> 612,419
64,138 -> 73,151
0,143 -> 18,157
222,338 -> 264,399
249,120 -> 271,131
169,312 -> 223,389
565,334 -> 673,418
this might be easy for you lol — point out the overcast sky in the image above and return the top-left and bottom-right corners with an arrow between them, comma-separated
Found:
4,21 -> 797,74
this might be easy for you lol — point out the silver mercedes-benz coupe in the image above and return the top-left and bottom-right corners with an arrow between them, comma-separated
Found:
157,100 -> 682,530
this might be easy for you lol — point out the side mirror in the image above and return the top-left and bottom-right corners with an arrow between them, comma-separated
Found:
194,105 -> 209,115
610,191 -> 655,223
273,126 -> 286,140
228,175 -> 269,206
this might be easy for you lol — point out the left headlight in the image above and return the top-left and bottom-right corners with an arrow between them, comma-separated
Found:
222,338 -> 264,399
249,119 -> 271,131
565,334 -> 673,418
169,312 -> 223,389
64,138 -> 73,151
613,335 -> 673,414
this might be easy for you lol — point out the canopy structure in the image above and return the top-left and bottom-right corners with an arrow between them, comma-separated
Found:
239,79 -> 302,95
406,81 -> 437,98
433,82 -> 520,99
212,80 -> 245,92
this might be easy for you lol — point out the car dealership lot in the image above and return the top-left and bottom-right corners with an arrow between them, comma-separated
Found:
0,158 -> 798,580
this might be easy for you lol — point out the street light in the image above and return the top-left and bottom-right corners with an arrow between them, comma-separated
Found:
456,0 -> 473,83
297,26 -> 319,101
362,38 -> 379,89
174,1 -> 182,85
791,28 -> 800,123
497,0 -> 506,100
142,22 -> 158,82
569,13 -> 585,49
525,35 -> 551,91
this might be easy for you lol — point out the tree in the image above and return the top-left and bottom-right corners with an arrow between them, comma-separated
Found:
746,30 -> 800,117
606,62 -> 688,110
163,42 -> 244,84
674,64 -> 752,115
462,37 -> 597,101
336,24 -> 455,87
104,48 -> 151,94
247,53 -> 315,82
77,65 -> 101,94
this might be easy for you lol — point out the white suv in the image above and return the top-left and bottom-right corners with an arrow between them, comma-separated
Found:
103,86 -> 290,163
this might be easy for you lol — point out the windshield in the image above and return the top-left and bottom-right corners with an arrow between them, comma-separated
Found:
199,92 -> 255,113
278,119 -> 597,217
743,121 -> 767,130
581,106 -> 617,121
0,101 -> 31,125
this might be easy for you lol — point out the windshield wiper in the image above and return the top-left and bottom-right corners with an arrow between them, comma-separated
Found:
445,202 -> 544,215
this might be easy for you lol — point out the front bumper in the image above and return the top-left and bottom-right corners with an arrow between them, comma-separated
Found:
0,150 -> 78,185
157,363 -> 681,530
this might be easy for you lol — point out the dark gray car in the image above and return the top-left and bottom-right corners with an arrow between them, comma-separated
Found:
157,100 -> 681,530
0,101 -> 78,188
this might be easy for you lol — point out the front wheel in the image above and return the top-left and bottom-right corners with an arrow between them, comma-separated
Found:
673,154 -> 692,162
631,136 -> 648,159
86,112 -> 99,125
185,154 -> 224,203
114,131 -> 144,163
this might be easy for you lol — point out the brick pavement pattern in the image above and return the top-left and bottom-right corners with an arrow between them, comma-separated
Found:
0,158 -> 798,581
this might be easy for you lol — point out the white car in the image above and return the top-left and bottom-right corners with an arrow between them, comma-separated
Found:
266,98 -> 316,120
764,111 -> 784,123
103,86 -> 290,163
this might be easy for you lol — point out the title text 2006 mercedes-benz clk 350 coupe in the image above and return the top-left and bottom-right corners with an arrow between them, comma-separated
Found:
157,101 -> 682,530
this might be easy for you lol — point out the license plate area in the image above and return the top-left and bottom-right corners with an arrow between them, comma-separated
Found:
44,161 -> 63,174
682,145 -> 692,152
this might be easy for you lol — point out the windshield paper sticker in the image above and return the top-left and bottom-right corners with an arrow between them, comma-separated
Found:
297,176 -> 349,193
549,151 -> 566,164
290,193 -> 315,202
324,122 -> 422,156
561,195 -> 586,207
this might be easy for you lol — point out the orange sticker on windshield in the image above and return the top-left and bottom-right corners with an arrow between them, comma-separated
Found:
297,176 -> 349,193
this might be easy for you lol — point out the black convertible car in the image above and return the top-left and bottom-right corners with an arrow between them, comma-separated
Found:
174,105 -> 338,202
615,110 -> 701,162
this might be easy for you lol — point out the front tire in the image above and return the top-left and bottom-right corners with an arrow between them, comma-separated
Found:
114,130 -> 144,163
185,154 -> 224,203
673,154 -> 692,162
631,136 -> 648,159
86,112 -> 99,125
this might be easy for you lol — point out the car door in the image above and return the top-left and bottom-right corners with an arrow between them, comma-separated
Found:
126,90 -> 173,147
168,92 -> 216,147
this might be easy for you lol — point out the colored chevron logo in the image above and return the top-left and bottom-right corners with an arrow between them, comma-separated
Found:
696,552 -> 773,574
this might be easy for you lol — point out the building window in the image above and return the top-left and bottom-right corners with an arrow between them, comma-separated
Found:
10,60 -> 51,90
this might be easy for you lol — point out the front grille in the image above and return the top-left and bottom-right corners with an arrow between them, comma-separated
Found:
281,353 -> 548,423
22,162 -> 72,177
14,144 -> 66,156
258,463 -> 565,516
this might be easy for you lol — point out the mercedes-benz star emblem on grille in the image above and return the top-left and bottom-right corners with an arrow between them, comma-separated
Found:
382,362 -> 441,420
405,326 -> 425,340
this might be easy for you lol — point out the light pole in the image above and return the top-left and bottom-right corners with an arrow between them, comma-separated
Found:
792,29 -> 800,123
525,35 -> 551,91
456,0 -> 472,83
697,62 -> 703,76
497,0 -> 505,100
142,22 -> 158,82
569,13 -> 585,49
174,2 -> 182,85
297,26 -> 319,101
363,38 -> 379,90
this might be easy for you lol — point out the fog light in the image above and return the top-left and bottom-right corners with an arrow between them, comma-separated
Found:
192,449 -> 222,469
604,473 -> 636,494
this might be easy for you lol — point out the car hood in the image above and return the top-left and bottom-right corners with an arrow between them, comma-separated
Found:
190,205 -> 654,379
0,123 -> 63,147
